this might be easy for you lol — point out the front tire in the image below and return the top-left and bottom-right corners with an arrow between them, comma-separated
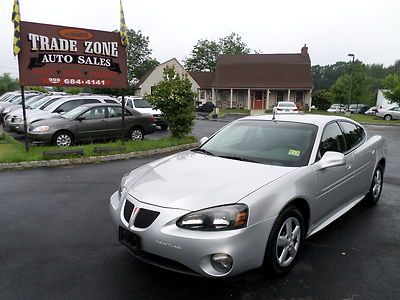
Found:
364,165 -> 384,205
53,131 -> 74,147
264,206 -> 304,275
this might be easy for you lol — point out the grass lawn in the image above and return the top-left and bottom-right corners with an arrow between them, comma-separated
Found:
0,133 -> 197,164
218,108 -> 251,118
306,110 -> 400,125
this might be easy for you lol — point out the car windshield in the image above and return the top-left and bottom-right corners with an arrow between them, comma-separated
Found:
278,102 -> 296,108
63,106 -> 90,119
25,94 -> 46,106
133,98 -> 152,108
198,120 -> 318,167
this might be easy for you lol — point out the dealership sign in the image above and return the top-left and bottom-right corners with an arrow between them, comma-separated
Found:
18,21 -> 127,88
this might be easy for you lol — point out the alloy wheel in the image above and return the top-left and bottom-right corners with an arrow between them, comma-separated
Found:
276,217 -> 301,267
372,169 -> 383,199
131,129 -> 143,141
56,134 -> 72,147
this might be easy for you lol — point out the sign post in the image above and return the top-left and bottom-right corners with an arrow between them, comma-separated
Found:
20,86 -> 30,152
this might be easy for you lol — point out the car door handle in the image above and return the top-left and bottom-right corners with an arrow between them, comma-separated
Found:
371,149 -> 376,155
346,164 -> 352,170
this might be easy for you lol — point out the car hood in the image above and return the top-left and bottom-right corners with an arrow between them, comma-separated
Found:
30,116 -> 71,128
135,107 -> 162,115
125,151 -> 296,211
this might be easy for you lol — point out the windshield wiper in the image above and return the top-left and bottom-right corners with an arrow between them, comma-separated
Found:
191,148 -> 215,156
218,155 -> 258,163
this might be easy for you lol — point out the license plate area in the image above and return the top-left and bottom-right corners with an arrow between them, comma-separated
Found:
119,226 -> 142,255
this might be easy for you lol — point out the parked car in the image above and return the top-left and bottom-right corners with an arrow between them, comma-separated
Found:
365,107 -> 378,115
327,104 -> 344,113
28,103 -> 157,147
7,95 -> 118,133
3,95 -> 67,128
118,96 -> 168,130
273,101 -> 298,114
196,101 -> 216,114
1,94 -> 48,120
0,92 -> 41,119
348,104 -> 369,114
376,107 -> 400,120
110,114 -> 386,278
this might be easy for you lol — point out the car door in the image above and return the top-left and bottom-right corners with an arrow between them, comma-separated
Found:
76,107 -> 109,140
393,107 -> 400,120
313,122 -> 355,221
106,106 -> 135,137
339,121 -> 376,198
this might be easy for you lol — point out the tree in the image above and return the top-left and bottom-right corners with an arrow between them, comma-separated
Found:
146,66 -> 196,138
126,29 -> 159,84
311,89 -> 333,110
0,73 -> 19,95
184,33 -> 251,72
383,74 -> 400,105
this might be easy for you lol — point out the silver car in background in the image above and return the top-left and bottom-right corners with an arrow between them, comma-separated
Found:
376,107 -> 400,120
110,114 -> 386,278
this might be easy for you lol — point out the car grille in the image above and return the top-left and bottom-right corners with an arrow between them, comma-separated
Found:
134,208 -> 160,228
123,200 -> 160,228
123,200 -> 135,223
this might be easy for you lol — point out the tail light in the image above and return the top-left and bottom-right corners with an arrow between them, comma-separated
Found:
148,115 -> 155,123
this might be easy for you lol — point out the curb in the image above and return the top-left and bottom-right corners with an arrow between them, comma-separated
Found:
0,142 -> 199,171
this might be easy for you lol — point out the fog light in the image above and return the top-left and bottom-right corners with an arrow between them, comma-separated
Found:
210,253 -> 233,273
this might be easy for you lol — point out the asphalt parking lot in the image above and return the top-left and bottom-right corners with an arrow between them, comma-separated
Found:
1,120 -> 399,299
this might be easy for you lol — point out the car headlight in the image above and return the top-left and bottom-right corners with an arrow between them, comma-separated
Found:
32,126 -> 49,132
14,117 -> 23,124
177,204 -> 248,231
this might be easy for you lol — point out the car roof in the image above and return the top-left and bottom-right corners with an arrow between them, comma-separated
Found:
79,103 -> 121,108
240,114 -> 358,127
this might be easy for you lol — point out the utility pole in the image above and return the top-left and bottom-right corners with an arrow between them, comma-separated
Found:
347,53 -> 355,110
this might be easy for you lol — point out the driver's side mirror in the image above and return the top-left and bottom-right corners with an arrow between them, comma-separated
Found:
315,151 -> 345,170
199,137 -> 208,145
76,116 -> 85,121
55,109 -> 64,114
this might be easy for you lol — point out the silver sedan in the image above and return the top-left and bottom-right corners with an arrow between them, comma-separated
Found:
110,114 -> 387,278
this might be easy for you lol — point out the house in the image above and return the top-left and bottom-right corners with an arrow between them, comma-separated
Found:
136,45 -> 313,111
376,89 -> 397,109
210,45 -> 313,111
135,58 -> 200,96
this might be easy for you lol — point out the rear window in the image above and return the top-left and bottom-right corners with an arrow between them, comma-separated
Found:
278,102 -> 296,108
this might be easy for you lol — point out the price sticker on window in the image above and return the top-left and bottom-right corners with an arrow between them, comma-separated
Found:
288,149 -> 301,157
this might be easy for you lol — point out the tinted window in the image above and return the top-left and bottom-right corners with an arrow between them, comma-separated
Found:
55,100 -> 82,113
200,120 -> 318,167
133,99 -> 152,108
340,122 -> 364,150
319,122 -> 346,158
81,107 -> 107,120
105,99 -> 117,104
82,99 -> 100,105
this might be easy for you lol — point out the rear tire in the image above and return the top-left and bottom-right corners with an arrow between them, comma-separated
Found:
364,165 -> 384,205
53,131 -> 74,147
264,206 -> 304,275
128,127 -> 144,141
160,124 -> 168,130
384,114 -> 392,121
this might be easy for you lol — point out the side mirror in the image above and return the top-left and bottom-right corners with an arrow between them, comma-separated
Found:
316,151 -> 345,170
76,116 -> 85,121
199,137 -> 209,145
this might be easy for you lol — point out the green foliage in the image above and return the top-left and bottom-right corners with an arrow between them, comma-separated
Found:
0,73 -> 19,95
383,74 -> 400,105
146,66 -> 196,138
329,61 -> 376,105
184,33 -> 251,72
312,62 -> 349,91
311,89 -> 333,110
26,86 -> 47,93
126,29 -> 159,84
65,87 -> 83,95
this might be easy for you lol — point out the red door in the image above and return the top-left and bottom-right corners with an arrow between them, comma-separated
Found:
252,91 -> 264,109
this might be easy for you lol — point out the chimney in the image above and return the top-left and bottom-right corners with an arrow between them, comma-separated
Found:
301,44 -> 308,55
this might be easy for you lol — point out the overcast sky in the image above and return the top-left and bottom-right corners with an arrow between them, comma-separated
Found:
1,0 -> 399,77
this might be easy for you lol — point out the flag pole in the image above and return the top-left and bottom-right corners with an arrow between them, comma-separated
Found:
20,86 -> 30,152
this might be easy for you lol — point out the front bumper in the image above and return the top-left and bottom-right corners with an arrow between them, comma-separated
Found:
110,191 -> 276,278
27,130 -> 54,144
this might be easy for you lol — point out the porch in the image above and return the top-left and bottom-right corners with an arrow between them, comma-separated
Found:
212,88 -> 312,111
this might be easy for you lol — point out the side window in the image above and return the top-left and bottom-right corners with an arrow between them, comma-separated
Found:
319,122 -> 346,158
340,122 -> 364,150
56,100 -> 80,113
125,100 -> 133,108
105,99 -> 117,104
81,107 -> 107,120
108,107 -> 132,118
82,99 -> 100,105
